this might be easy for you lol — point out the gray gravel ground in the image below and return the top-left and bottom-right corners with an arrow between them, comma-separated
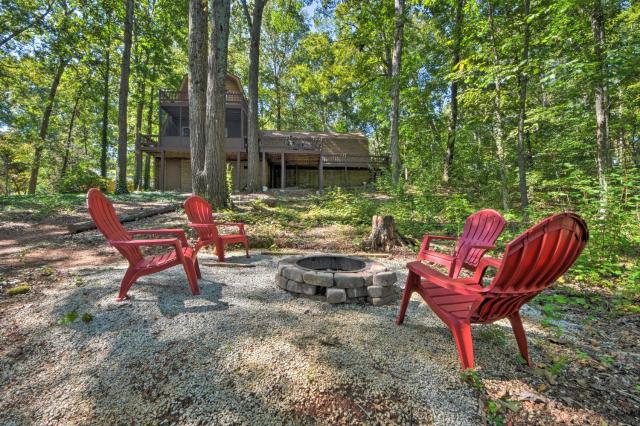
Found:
0,251 -> 527,425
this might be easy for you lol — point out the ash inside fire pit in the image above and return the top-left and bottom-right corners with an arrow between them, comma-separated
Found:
296,255 -> 366,272
275,254 -> 399,306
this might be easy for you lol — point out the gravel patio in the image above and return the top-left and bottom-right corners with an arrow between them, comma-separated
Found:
0,251 -> 518,424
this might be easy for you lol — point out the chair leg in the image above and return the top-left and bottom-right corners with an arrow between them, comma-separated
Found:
216,241 -> 225,262
243,238 -> 250,258
117,268 -> 138,301
182,257 -> 201,296
396,271 -> 419,325
194,258 -> 202,279
451,322 -> 475,370
508,311 -> 532,367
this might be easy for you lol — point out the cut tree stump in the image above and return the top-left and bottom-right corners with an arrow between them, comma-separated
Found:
67,204 -> 179,234
369,215 -> 404,252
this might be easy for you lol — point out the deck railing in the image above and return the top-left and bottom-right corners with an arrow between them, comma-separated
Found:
158,89 -> 245,105
140,134 -> 159,151
322,154 -> 389,168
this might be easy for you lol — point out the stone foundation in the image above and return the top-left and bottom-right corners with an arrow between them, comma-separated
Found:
276,255 -> 399,305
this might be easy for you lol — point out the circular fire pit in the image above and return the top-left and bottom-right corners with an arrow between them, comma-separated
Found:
275,254 -> 398,305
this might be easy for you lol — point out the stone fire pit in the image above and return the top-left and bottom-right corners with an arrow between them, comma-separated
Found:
275,255 -> 398,305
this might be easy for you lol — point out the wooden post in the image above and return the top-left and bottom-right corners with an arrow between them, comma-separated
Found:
261,151 -> 267,190
280,152 -> 286,189
160,149 -> 165,192
318,152 -> 324,192
235,152 -> 240,191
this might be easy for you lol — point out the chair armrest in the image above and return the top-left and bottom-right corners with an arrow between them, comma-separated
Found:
471,256 -> 502,282
407,261 -> 487,295
469,243 -> 497,250
217,222 -> 245,231
419,234 -> 457,255
111,238 -> 181,249
128,229 -> 188,246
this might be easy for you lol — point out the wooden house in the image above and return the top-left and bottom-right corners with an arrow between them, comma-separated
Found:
141,74 -> 386,192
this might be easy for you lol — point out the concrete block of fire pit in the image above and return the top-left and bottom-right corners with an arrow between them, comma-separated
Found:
282,266 -> 304,282
326,288 -> 347,304
334,273 -> 365,289
277,256 -> 302,275
275,274 -> 288,290
302,271 -> 334,287
367,285 -> 395,298
346,287 -> 369,298
373,271 -> 397,287
369,294 -> 396,306
286,280 -> 316,296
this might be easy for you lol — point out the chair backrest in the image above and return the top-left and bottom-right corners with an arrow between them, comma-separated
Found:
471,212 -> 588,323
184,195 -> 219,241
455,209 -> 506,268
86,188 -> 143,264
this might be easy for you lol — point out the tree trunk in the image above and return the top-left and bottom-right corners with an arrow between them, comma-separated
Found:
369,215 -> 403,252
488,1 -> 509,211
205,0 -> 231,208
443,0 -> 465,183
100,45 -> 110,179
243,0 -> 268,193
143,85 -> 154,190
116,0 -> 134,194
61,95 -> 80,178
389,0 -> 405,185
275,78 -> 282,130
188,0 -> 208,196
133,78 -> 145,190
516,0 -> 530,219
591,0 -> 609,202
28,58 -> 67,194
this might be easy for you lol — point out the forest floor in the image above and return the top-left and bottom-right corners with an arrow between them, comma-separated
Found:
0,190 -> 638,425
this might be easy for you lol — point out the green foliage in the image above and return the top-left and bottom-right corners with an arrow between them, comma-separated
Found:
58,310 -> 78,325
57,164 -> 108,193
6,284 -> 31,296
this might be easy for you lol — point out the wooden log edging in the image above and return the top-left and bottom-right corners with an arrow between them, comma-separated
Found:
67,204 -> 180,234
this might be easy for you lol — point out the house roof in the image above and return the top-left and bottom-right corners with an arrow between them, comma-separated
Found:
177,73 -> 246,98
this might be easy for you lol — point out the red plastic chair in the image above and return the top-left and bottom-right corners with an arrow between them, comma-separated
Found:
87,188 -> 201,301
418,209 -> 506,278
398,212 -> 588,369
184,195 -> 250,262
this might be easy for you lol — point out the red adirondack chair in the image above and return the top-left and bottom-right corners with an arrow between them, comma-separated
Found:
398,212 -> 588,370
418,209 -> 506,278
87,188 -> 201,301
184,195 -> 250,262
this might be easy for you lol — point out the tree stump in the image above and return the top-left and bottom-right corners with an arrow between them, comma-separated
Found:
369,215 -> 403,252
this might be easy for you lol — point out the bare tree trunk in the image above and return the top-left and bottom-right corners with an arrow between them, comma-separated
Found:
516,0 -> 530,219
28,58 -> 67,194
116,0 -> 134,194
389,0 -> 405,185
591,0 -> 609,202
143,85 -> 154,190
205,0 -> 231,208
369,215 -> 403,252
133,79 -> 145,190
488,1 -> 509,211
189,0 -> 209,196
443,0 -> 464,183
275,78 -> 282,130
100,45 -> 110,179
242,0 -> 268,193
61,95 -> 80,178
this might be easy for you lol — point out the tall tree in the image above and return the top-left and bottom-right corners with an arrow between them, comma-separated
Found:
590,0 -> 609,201
241,0 -> 268,193
100,43 -> 110,179
116,0 -> 134,194
28,58 -> 67,194
205,0 -> 231,207
188,0 -> 208,196
487,0 -> 509,211
516,0 -> 530,218
442,0 -> 465,183
61,94 -> 80,177
389,0 -> 405,185
143,84 -> 154,191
